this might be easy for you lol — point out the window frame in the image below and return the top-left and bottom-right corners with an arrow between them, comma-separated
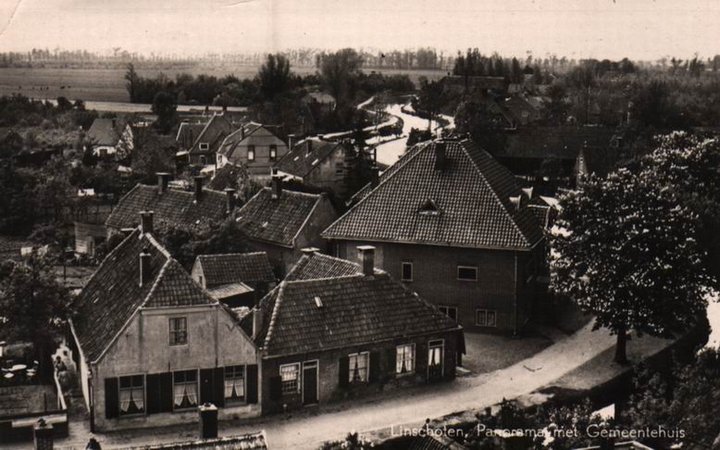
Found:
247,145 -> 256,161
401,261 -> 413,282
457,265 -> 478,282
172,369 -> 199,412
279,363 -> 300,396
169,317 -> 188,346
438,305 -> 458,322
395,344 -> 416,376
269,145 -> 277,161
224,365 -> 246,403
118,374 -> 146,417
475,309 -> 498,327
199,142 -> 210,151
348,351 -> 370,384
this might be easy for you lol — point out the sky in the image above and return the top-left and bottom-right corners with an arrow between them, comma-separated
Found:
0,0 -> 718,60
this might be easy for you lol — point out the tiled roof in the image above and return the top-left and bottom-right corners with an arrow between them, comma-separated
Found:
195,252 -> 275,287
207,282 -> 253,300
190,114 -> 233,154
219,125 -> 287,163
71,229 -> 215,362
234,188 -> 325,248
106,184 -> 228,232
87,118 -> 127,147
275,139 -> 349,178
324,139 -> 544,250
285,251 -> 382,281
176,122 -> 206,149
249,273 -> 460,356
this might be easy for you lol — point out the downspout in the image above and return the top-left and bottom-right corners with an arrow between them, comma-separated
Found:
514,253 -> 519,336
89,365 -> 95,433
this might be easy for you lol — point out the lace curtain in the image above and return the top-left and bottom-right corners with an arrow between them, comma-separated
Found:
174,382 -> 198,408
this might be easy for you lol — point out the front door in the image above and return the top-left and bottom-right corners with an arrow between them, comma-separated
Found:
428,340 -> 444,382
302,361 -> 318,405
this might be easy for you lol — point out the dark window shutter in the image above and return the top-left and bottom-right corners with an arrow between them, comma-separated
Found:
415,341 -> 428,376
200,368 -> 214,405
104,378 -> 119,419
338,356 -> 349,388
158,372 -> 174,412
368,351 -> 380,382
246,365 -> 258,404
214,367 -> 225,407
269,375 -> 282,401
386,347 -> 396,378
146,374 -> 161,414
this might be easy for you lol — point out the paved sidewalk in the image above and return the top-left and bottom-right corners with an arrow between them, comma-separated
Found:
15,322 -> 617,450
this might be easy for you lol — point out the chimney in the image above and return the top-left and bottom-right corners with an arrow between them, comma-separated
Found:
140,210 -> 154,235
198,403 -> 218,439
224,188 -> 236,213
287,133 -> 296,150
156,172 -> 171,194
301,247 -> 320,255
139,248 -> 152,286
306,139 -> 313,155
252,309 -> 263,339
357,245 -> 375,277
33,418 -> 54,450
193,176 -> 204,201
434,141 -> 447,171
370,165 -> 380,188
271,175 -> 283,200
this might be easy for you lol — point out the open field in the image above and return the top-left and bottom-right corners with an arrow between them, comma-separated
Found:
0,66 -> 445,103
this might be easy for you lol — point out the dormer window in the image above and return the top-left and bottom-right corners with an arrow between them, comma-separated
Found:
199,142 -> 209,151
418,198 -> 441,216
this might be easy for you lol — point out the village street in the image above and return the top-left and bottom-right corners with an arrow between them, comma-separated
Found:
34,321 -> 621,450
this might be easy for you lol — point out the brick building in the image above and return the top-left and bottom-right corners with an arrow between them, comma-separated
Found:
217,123 -> 288,178
234,176 -> 337,273
275,138 -> 356,197
323,138 -> 545,333
241,246 -> 463,414
191,252 -> 276,307
69,213 -> 260,431
177,114 -> 233,166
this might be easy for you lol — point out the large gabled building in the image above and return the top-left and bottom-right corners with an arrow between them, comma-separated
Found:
69,213 -> 260,431
323,138 -> 545,333
241,246 -> 463,414
217,123 -> 288,178
191,252 -> 276,307
275,138 -> 355,197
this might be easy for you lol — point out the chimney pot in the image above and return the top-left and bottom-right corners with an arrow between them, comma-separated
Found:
357,245 -> 375,277
33,418 -> 54,450
156,172 -> 171,194
140,210 -> 154,235
434,141 -> 447,171
271,175 -> 283,200
252,309 -> 263,340
370,165 -> 380,188
306,139 -> 313,155
193,176 -> 204,201
287,133 -> 296,150
139,249 -> 152,286
224,188 -> 236,213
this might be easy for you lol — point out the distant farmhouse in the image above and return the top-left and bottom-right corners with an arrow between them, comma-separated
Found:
275,137 -> 355,197
217,123 -> 288,178
241,246 -> 464,413
86,118 -> 134,158
106,174 -> 234,236
233,176 -> 337,273
323,138 -> 545,333
69,215 -> 260,431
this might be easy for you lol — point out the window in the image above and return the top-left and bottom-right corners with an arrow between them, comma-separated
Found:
396,344 -> 415,375
119,375 -> 145,416
476,309 -> 497,327
224,365 -> 245,401
401,262 -> 413,282
439,306 -> 458,321
199,155 -> 207,165
269,145 -> 277,161
457,266 -> 478,281
280,363 -> 300,395
173,370 -> 198,410
199,142 -> 209,151
348,352 -> 369,383
247,145 -> 255,161
169,317 -> 187,346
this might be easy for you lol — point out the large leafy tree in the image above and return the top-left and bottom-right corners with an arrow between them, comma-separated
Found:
550,167 -> 713,364
151,91 -> 178,134
257,53 -> 292,100
320,48 -> 363,108
0,256 -> 72,374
